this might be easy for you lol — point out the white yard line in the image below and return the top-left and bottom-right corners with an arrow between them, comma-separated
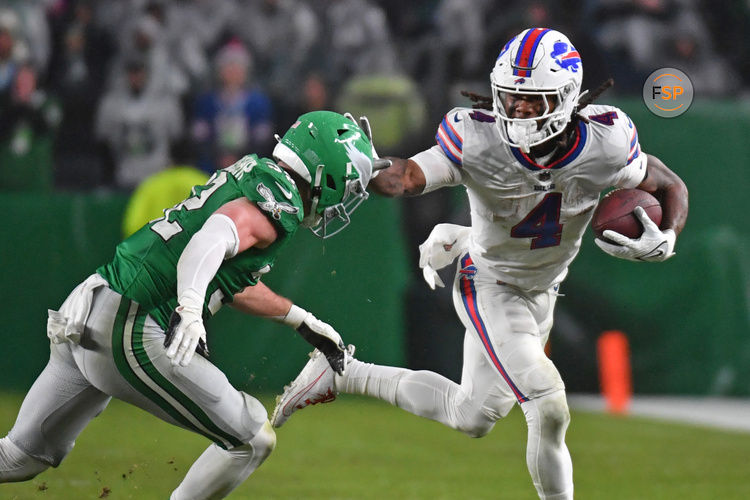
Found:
568,394 -> 750,433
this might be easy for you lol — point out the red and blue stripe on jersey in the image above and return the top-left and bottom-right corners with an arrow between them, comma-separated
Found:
625,117 -> 641,166
513,28 -> 550,76
459,254 -> 529,404
510,120 -> 588,171
436,113 -> 463,165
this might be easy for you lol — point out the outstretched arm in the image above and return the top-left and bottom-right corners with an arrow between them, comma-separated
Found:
370,157 -> 427,197
231,283 -> 348,375
230,280 -> 292,317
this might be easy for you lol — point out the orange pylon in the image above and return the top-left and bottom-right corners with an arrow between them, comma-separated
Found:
597,330 -> 632,414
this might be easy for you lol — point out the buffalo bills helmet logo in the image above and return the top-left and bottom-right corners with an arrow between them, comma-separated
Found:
514,77 -> 526,84
550,41 -> 581,72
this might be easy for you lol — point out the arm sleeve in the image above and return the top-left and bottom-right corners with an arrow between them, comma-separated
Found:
411,145 -> 463,194
412,107 -> 468,193
613,152 -> 648,188
176,213 -> 240,309
605,110 -> 648,189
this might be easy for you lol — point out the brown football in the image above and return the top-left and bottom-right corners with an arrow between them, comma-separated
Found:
592,188 -> 662,240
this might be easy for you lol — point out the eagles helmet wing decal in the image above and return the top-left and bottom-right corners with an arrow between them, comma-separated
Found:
256,183 -> 299,220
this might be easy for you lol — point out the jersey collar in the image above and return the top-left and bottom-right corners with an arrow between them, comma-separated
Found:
510,121 -> 588,171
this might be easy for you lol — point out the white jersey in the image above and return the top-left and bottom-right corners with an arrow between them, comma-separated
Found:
411,104 -> 647,290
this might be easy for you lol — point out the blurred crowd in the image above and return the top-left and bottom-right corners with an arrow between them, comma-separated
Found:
1,0 -> 748,193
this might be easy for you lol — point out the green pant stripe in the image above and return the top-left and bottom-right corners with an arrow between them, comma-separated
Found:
111,298 -> 199,434
111,297 -> 236,448
130,308 -> 243,448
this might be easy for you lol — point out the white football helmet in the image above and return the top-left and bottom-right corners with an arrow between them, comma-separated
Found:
490,28 -> 583,152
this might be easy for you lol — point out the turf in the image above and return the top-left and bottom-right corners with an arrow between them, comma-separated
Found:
1,393 -> 749,499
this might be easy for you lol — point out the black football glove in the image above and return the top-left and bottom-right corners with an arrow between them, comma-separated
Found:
295,313 -> 347,375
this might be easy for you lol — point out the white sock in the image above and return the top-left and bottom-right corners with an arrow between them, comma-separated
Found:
0,436 -> 49,482
335,360 -> 492,435
336,359 -> 406,405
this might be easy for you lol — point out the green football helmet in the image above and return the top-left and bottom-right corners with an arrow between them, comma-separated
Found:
273,111 -> 375,238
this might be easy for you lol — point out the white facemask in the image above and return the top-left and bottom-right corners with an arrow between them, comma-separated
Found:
507,121 -> 546,153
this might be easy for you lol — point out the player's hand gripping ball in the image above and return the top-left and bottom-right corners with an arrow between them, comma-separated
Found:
591,188 -> 662,242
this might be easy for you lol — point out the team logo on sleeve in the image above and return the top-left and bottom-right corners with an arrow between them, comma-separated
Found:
257,183 -> 299,220
550,42 -> 581,72
459,262 -> 477,281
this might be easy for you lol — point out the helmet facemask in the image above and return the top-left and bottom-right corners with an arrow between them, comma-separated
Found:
272,111 -> 374,238
304,161 -> 370,238
492,81 -> 578,153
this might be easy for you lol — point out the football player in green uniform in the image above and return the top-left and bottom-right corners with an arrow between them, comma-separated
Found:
0,111 -> 384,499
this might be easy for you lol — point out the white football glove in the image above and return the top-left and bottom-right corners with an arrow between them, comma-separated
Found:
594,206 -> 676,262
418,224 -> 472,289
344,112 -> 391,172
164,305 -> 208,366
296,312 -> 347,375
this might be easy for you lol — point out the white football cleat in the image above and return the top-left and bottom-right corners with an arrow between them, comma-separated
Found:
271,345 -> 355,428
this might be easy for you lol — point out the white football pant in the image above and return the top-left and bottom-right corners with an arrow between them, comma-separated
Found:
0,282 -> 274,499
337,254 -> 573,499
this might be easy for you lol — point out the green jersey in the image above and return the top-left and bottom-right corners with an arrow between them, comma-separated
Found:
97,155 -> 304,329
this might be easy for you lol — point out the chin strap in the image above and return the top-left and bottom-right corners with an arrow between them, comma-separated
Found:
303,164 -> 324,226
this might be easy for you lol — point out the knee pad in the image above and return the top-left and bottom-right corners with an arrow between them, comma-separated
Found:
246,420 -> 276,459
523,390 -> 570,440
538,391 -> 570,433
240,392 -> 269,438
233,393 -> 275,460
456,414 -> 495,439
169,422 -> 276,500
453,393 -> 499,438
0,437 -> 50,483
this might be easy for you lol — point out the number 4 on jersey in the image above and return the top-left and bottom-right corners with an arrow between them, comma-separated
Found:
511,192 -> 563,249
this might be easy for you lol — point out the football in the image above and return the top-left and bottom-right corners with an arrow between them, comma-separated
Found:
592,188 -> 662,240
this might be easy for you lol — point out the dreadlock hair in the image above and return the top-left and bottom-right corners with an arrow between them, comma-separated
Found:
460,90 -> 494,110
459,78 -> 616,151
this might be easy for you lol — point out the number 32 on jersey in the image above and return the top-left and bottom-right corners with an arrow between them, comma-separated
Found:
150,170 -> 229,241
510,193 -> 563,249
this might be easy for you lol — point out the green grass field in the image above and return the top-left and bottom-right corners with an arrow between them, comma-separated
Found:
1,393 -> 749,499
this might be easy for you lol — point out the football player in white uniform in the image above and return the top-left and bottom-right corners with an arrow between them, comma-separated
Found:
272,28 -> 689,499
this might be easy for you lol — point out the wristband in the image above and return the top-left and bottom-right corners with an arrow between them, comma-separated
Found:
274,304 -> 308,329
178,288 -> 204,312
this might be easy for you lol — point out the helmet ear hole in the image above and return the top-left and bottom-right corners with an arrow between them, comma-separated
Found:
326,174 -> 336,189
